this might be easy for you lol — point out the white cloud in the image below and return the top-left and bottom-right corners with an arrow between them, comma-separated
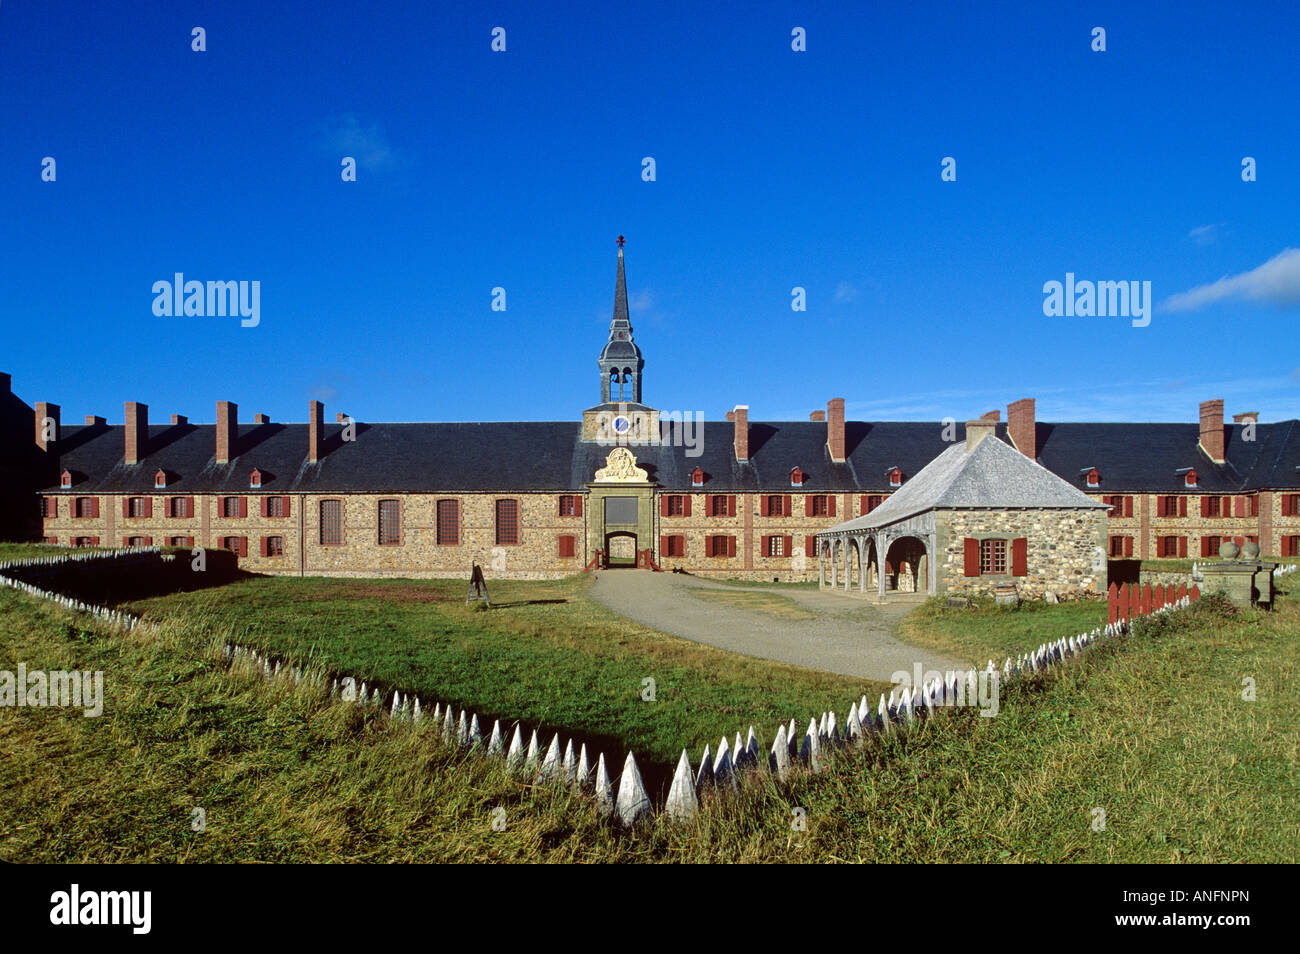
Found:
627,290 -> 653,314
319,113 -> 395,171
1162,247 -> 1300,312
1187,224 -> 1220,246
833,281 -> 858,304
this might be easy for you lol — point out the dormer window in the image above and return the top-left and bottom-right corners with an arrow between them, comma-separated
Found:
790,467 -> 804,487
250,469 -> 262,489
154,469 -> 167,489
887,467 -> 903,488
60,469 -> 72,488
1178,467 -> 1198,489
1081,467 -> 1100,489
691,467 -> 704,488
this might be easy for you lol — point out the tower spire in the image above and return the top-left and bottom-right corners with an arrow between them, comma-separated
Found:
598,236 -> 644,404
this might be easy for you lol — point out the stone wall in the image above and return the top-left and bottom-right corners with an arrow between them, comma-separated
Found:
1089,491 -> 1300,559
937,508 -> 1107,599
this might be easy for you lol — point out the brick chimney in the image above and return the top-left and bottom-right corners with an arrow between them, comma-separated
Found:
85,415 -> 104,426
1199,399 -> 1225,462
725,410 -> 735,422
733,405 -> 749,462
1232,411 -> 1258,425
216,401 -> 238,464
827,398 -> 845,462
966,419 -> 996,452
170,413 -> 188,426
309,400 -> 325,463
810,410 -> 825,422
254,413 -> 269,424
1007,398 -> 1036,461
980,410 -> 1000,422
35,402 -> 60,452
124,401 -> 149,465
0,372 -> 9,393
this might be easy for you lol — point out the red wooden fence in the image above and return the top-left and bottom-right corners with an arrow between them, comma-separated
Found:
1108,581 -> 1199,625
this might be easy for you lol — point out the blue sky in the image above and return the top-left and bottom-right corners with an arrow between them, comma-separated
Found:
3,0 -> 1298,428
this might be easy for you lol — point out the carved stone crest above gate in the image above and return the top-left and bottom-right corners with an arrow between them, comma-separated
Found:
594,447 -> 648,483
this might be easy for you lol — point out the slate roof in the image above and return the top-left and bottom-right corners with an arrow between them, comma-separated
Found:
40,418 -> 1300,495
822,434 -> 1108,534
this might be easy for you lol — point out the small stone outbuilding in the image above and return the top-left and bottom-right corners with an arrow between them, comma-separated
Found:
816,421 -> 1109,600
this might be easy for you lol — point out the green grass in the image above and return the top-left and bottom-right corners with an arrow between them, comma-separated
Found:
2,577 -> 1296,862
117,574 -> 882,778
897,595 -> 1108,666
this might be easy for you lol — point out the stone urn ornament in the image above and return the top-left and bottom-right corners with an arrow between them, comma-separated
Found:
1241,541 -> 1261,561
1218,541 -> 1240,561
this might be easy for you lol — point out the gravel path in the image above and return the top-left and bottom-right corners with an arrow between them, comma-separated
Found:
588,570 -> 967,681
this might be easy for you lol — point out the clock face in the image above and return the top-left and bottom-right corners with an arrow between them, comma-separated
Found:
613,415 -> 631,434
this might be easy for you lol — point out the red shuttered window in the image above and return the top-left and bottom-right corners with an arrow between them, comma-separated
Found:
495,499 -> 518,546
436,500 -> 460,546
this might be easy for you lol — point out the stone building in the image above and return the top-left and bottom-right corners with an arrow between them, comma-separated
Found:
816,420 -> 1109,599
6,241 -> 1300,581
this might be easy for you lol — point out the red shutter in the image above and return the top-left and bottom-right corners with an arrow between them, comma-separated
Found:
683,495 -> 691,517
860,495 -> 869,514
806,536 -> 816,557
1178,537 -> 1188,557
660,497 -> 669,517
705,536 -> 714,558
1234,496 -> 1245,518
260,536 -> 269,557
783,495 -> 792,517
238,497 -> 248,518
1249,496 -> 1258,517
805,495 -> 814,517
963,538 -> 979,576
261,496 -> 270,517
90,498 -> 100,518
122,536 -> 129,546
574,496 -> 583,518
1179,496 -> 1187,517
143,497 -> 153,518
239,537 -> 248,557
1011,537 -> 1027,576
1124,536 -> 1133,557
1124,496 -> 1133,517
727,536 -> 737,557
1200,496 -> 1210,518
760,534 -> 769,554
186,536 -> 195,547
660,535 -> 669,554
760,496 -> 769,517
727,496 -> 736,517
828,495 -> 836,516
1282,495 -> 1293,517
281,496 -> 291,518
143,536 -> 152,546
122,498 -> 130,518
90,536 -> 99,546
784,535 -> 793,555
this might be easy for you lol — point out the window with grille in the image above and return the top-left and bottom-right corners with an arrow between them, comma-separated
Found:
664,536 -> 684,557
1159,536 -> 1180,557
865,495 -> 883,514
666,495 -> 684,516
558,495 -> 577,517
710,495 -> 728,517
41,498 -> 53,518
267,496 -> 284,517
437,500 -> 459,545
222,536 -> 240,553
496,499 -> 518,545
378,500 -> 401,545
765,536 -> 786,557
266,536 -> 284,557
1108,536 -> 1124,557
1286,536 -> 1300,557
222,497 -> 240,518
127,536 -> 145,547
320,500 -> 342,545
1206,496 -> 1222,517
709,535 -> 729,557
168,536 -> 188,547
75,498 -> 92,518
168,497 -> 185,518
811,495 -> 828,517
767,495 -> 785,516
128,497 -> 146,517
75,537 -> 93,547
979,539 -> 1007,574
